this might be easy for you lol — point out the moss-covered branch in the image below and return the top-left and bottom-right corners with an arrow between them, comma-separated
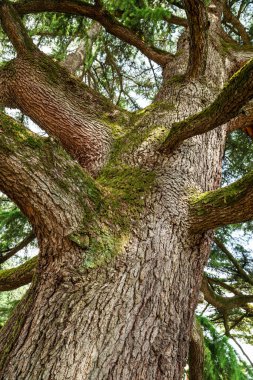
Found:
0,111 -> 100,247
190,170 -> 253,232
161,57 -> 253,153
0,256 -> 37,291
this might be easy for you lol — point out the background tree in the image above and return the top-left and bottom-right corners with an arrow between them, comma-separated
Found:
0,0 -> 253,379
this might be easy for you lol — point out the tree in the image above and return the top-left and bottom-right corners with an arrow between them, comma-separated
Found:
0,0 -> 253,378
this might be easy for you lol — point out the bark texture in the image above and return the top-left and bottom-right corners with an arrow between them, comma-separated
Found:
0,1 -> 252,379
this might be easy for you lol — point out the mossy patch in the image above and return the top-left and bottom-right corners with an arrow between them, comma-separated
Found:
190,171 -> 253,216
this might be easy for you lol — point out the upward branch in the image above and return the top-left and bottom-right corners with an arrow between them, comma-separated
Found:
0,1 -> 37,55
0,111 -> 98,269
183,0 -> 209,78
161,57 -> 253,153
0,4 -> 115,175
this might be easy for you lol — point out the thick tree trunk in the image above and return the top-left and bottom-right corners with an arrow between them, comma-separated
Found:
0,76 -> 227,380
0,3 -> 236,378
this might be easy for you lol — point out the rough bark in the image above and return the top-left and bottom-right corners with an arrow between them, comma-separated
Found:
0,1 -> 252,379
0,57 -> 227,380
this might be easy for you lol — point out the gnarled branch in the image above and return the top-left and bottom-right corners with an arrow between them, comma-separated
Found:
201,277 -> 253,311
223,2 -> 251,45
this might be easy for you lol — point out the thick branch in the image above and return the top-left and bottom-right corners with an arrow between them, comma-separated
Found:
0,55 -> 114,174
201,277 -> 253,311
223,2 -> 251,45
161,57 -> 253,153
0,1 -> 37,55
183,0 -> 209,78
14,0 -> 173,66
0,232 -> 35,264
190,170 -> 253,232
0,112 -> 93,254
0,256 -> 37,291
213,237 -> 253,286
0,64 -> 15,108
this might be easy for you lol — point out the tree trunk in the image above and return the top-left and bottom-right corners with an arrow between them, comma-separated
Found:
0,75 -> 227,380
0,3 -> 238,379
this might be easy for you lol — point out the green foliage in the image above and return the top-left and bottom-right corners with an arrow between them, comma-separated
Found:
0,288 -> 27,327
105,0 -> 171,28
0,197 -> 31,253
199,316 -> 253,380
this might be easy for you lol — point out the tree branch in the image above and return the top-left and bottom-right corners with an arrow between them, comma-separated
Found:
0,232 -> 35,264
0,112 -> 94,255
190,170 -> 253,232
213,237 -> 253,286
164,13 -> 188,27
0,1 -> 37,56
183,0 -> 209,78
229,335 -> 253,367
227,101 -> 253,134
207,277 -> 244,296
14,0 -> 174,66
0,256 -> 37,291
161,57 -> 253,153
201,277 -> 253,311
223,1 -> 251,45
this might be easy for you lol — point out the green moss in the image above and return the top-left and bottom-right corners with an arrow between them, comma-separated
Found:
191,171 -> 253,216
221,40 -> 253,54
83,226 -> 129,268
68,162 -> 156,268
0,256 -> 37,284
0,112 -> 45,151
166,74 -> 185,85
98,165 -> 155,206
69,232 -> 90,249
